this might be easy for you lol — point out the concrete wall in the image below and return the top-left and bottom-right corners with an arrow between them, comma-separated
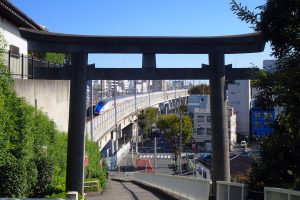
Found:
13,79 -> 70,132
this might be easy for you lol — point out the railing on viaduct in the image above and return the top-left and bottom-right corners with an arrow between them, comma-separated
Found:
85,89 -> 188,143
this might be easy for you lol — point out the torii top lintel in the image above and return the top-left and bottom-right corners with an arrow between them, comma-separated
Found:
20,28 -> 265,54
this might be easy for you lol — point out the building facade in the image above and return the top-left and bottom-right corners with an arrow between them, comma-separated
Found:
227,80 -> 251,139
0,0 -> 44,77
188,95 -> 237,152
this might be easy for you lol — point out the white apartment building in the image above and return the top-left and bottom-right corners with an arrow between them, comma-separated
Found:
119,80 -> 130,92
227,80 -> 251,138
188,95 -> 237,152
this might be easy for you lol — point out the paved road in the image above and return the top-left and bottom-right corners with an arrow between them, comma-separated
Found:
87,177 -> 168,200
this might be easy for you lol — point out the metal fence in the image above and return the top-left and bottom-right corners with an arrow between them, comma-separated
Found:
1,50 -> 64,79
217,181 -> 248,200
264,187 -> 300,200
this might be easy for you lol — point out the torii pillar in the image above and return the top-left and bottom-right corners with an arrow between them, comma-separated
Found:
209,53 -> 230,192
66,52 -> 87,194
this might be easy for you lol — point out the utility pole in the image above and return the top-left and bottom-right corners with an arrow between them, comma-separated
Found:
148,80 -> 150,106
88,80 -> 93,141
100,80 -> 103,100
154,137 -> 157,173
134,80 -> 138,153
179,112 -> 182,174
113,80 -> 118,152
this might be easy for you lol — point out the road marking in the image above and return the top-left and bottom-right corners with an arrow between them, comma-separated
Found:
138,154 -> 173,159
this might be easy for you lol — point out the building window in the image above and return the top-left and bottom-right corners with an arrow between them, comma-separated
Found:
254,112 -> 261,118
207,128 -> 211,135
235,82 -> 240,86
197,116 -> 204,122
197,127 -> 205,135
203,171 -> 207,179
255,121 -> 260,128
10,45 -> 20,57
200,98 -> 205,102
207,116 -> 211,122
264,112 -> 272,119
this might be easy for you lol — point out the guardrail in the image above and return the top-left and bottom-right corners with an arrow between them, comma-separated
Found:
217,181 -> 248,200
133,173 -> 211,200
264,187 -> 300,200
107,142 -> 131,170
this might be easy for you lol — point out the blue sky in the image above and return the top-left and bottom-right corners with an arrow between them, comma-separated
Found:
12,0 -> 273,69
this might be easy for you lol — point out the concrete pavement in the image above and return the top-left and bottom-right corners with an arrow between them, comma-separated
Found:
86,172 -> 168,200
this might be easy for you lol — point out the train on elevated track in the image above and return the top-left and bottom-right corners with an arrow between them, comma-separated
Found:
86,94 -> 149,117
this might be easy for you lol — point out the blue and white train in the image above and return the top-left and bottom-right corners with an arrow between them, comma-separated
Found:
91,94 -> 146,115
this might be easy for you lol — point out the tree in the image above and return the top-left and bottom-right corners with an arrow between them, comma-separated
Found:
188,84 -> 210,95
45,52 -> 65,64
157,113 -> 192,162
231,0 -> 300,194
138,107 -> 158,138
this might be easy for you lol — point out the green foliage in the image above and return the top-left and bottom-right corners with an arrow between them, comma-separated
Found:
157,114 -> 192,152
29,51 -> 65,64
231,0 -> 300,60
0,32 -> 69,197
45,52 -> 65,64
182,115 -> 193,144
0,157 -> 27,197
138,107 -> 158,136
33,158 -> 54,197
157,114 -> 179,142
186,159 -> 194,172
25,161 -> 38,196
85,138 -> 107,188
231,0 -> 300,193
188,84 -> 210,95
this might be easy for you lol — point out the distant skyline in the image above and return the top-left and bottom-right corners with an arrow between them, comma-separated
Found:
12,0 -> 273,70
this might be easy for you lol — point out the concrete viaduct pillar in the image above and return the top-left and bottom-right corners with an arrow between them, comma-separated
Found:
66,52 -> 87,195
209,53 -> 230,192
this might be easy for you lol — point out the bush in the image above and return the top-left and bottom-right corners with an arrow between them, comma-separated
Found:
84,138 -> 107,188
0,157 -> 27,197
33,157 -> 54,197
25,160 -> 38,196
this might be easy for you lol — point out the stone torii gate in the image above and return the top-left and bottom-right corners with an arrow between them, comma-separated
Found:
20,28 -> 265,195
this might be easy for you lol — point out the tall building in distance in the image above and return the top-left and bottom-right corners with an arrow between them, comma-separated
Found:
227,80 -> 251,139
93,80 -> 107,100
250,59 -> 278,138
151,80 -> 163,92
188,95 -> 237,152
263,59 -> 277,72
250,100 -> 275,138
118,80 -> 130,94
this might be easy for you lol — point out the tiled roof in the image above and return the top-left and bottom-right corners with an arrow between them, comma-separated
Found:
0,0 -> 44,30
